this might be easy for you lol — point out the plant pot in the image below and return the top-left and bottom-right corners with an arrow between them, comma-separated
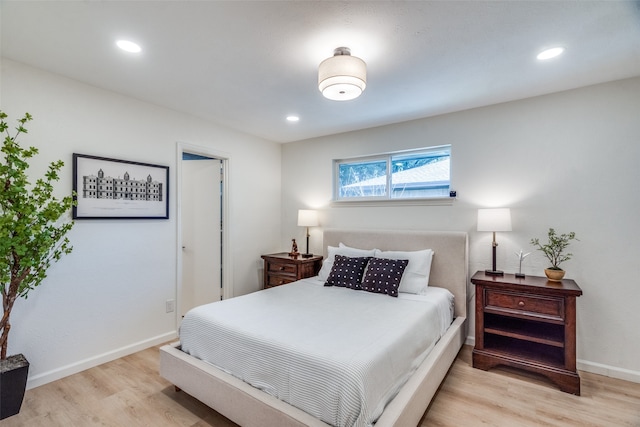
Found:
0,354 -> 30,420
544,268 -> 565,282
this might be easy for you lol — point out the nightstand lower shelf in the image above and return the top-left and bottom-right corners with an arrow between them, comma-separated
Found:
479,335 -> 565,367
484,314 -> 565,347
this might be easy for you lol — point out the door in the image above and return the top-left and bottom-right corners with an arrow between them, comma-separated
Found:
181,154 -> 222,316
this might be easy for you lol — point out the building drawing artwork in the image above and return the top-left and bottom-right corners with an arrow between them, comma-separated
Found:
82,168 -> 163,201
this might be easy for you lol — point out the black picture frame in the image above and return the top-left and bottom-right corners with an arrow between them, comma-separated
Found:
72,153 -> 169,219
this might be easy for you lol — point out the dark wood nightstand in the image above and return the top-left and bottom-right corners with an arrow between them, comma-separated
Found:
471,271 -> 583,394
261,253 -> 323,289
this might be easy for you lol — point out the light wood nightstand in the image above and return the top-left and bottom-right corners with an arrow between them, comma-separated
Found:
471,270 -> 583,394
261,253 -> 323,289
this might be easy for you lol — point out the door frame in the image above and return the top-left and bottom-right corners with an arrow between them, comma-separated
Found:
176,141 -> 232,327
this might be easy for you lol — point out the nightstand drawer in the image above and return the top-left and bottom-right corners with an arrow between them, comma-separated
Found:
261,253 -> 323,289
266,274 -> 296,288
267,262 -> 297,275
485,289 -> 564,320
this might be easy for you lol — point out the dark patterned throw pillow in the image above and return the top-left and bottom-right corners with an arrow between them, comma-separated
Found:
360,257 -> 409,297
324,255 -> 371,288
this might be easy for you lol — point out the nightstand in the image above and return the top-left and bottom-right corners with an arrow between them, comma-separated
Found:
471,271 -> 583,394
261,253 -> 323,289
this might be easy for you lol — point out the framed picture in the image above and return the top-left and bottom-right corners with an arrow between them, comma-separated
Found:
73,153 -> 169,219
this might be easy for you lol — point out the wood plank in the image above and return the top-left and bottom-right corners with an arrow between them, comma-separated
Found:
421,346 -> 640,426
2,345 -> 638,426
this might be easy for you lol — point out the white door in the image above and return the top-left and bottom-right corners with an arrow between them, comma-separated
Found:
181,157 -> 222,316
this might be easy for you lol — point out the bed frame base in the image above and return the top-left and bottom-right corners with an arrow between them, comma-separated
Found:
160,316 -> 465,426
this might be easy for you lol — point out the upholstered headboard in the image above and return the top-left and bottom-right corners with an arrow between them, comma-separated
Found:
323,229 -> 469,318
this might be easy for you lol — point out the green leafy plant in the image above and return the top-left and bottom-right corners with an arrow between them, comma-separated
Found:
530,228 -> 578,270
0,111 -> 75,360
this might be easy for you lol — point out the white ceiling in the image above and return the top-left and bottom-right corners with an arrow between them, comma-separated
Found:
2,1 -> 640,143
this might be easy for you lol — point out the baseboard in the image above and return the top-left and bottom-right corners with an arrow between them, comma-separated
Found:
26,331 -> 178,390
577,359 -> 640,384
463,335 -> 640,384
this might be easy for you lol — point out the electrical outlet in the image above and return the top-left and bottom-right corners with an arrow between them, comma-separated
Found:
166,299 -> 175,313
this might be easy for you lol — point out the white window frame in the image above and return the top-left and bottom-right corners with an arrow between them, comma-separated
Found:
332,145 -> 453,205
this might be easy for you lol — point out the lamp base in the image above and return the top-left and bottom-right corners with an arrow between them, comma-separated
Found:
485,269 -> 504,276
515,273 -> 525,278
301,253 -> 313,258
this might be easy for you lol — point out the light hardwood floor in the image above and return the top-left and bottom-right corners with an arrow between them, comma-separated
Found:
2,345 -> 639,426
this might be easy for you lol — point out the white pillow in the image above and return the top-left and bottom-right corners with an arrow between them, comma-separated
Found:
317,244 -> 377,281
374,249 -> 434,294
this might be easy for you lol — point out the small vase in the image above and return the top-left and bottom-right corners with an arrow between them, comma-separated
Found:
544,268 -> 565,282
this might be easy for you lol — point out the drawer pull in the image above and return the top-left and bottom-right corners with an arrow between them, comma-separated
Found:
518,301 -> 525,307
279,266 -> 285,271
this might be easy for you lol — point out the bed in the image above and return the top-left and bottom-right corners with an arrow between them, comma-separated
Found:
160,229 -> 468,427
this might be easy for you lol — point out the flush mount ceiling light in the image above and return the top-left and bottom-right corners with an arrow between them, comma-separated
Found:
318,47 -> 366,101
537,47 -> 564,60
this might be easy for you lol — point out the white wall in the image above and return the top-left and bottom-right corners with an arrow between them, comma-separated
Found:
0,59 -> 282,388
281,76 -> 640,383
3,56 -> 638,388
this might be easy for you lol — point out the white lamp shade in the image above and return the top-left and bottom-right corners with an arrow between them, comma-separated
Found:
297,209 -> 319,227
318,52 -> 366,101
477,208 -> 512,232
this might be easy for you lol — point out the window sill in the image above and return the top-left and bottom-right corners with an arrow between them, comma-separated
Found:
331,197 -> 456,207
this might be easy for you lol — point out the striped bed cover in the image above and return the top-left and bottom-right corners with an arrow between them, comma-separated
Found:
179,277 -> 453,427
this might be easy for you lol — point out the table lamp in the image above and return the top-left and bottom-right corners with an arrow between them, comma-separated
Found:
477,208 -> 512,276
297,209 -> 319,258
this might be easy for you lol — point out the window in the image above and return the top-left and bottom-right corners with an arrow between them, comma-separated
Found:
334,145 -> 451,201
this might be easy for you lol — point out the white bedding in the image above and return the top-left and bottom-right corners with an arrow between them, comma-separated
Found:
180,277 -> 454,427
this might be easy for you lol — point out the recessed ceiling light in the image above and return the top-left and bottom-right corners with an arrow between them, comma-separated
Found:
116,40 -> 142,53
537,47 -> 564,60
286,116 -> 300,122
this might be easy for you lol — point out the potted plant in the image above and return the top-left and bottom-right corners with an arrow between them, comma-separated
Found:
0,111 -> 75,419
530,228 -> 578,281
